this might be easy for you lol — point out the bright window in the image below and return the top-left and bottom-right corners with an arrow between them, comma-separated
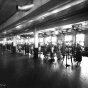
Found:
76,34 -> 85,46
65,35 -> 72,42
51,36 -> 57,42
45,36 -> 51,43
30,38 -> 34,43
39,38 -> 43,43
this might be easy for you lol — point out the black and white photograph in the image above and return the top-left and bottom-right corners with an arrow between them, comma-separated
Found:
0,0 -> 88,88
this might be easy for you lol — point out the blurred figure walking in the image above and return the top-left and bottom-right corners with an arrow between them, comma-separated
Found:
76,43 -> 82,66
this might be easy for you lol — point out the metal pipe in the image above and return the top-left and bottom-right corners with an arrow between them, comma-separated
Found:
16,0 -> 34,10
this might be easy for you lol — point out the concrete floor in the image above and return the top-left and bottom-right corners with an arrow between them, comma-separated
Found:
0,50 -> 88,88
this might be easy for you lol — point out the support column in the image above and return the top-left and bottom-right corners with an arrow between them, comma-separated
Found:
12,36 -> 17,53
72,33 -> 76,44
34,28 -> 38,59
43,36 -> 45,45
3,38 -> 6,50
75,31 -> 77,46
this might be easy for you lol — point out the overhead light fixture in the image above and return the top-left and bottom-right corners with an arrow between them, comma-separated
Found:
21,32 -> 34,35
18,4 -> 34,11
16,25 -> 22,29
61,24 -> 72,29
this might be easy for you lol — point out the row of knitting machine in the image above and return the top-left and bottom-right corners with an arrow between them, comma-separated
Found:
0,23 -> 85,67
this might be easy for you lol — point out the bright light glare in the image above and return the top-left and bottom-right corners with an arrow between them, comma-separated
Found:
25,39 -> 28,43
55,30 -> 58,35
51,5 -> 70,14
40,27 -> 56,32
3,38 -> 6,41
8,40 -> 12,44
76,34 -> 85,41
52,36 -> 57,42
65,35 -> 72,41
21,39 -> 24,43
76,34 -> 85,46
61,24 -> 72,29
30,38 -> 34,43
45,36 -> 51,43
17,35 -> 20,39
16,25 -> 22,29
36,13 -> 51,20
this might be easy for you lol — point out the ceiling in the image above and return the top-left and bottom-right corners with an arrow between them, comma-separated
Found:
0,0 -> 88,38
0,0 -> 17,25
0,0 -> 70,31
0,0 -> 33,25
